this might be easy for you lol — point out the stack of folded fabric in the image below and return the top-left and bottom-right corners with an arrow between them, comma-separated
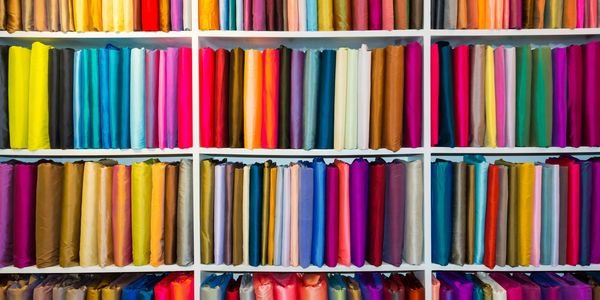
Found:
0,0 -> 193,33
0,159 -> 193,268
199,43 -> 423,151
0,272 -> 194,299
433,272 -> 600,299
432,0 -> 600,29
201,272 -> 425,299
198,0 -> 423,30
200,157 -> 424,267
432,155 -> 600,268
0,42 -> 193,150
432,41 -> 600,148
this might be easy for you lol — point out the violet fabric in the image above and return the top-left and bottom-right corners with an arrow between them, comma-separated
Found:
290,50 -> 305,149
383,160 -> 405,266
0,163 -> 14,267
552,48 -> 567,147
350,158 -> 368,267
13,163 -> 37,268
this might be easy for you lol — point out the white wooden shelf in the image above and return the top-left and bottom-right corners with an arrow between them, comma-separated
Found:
0,264 -> 194,274
432,264 -> 600,272
431,28 -> 600,37
0,31 -> 194,39
0,148 -> 194,157
198,147 -> 425,157
200,263 -> 425,273
431,147 -> 600,155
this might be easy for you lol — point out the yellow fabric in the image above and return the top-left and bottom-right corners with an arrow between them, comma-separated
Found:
131,160 -> 154,266
243,50 -> 263,149
199,0 -> 220,29
517,162 -> 534,266
267,166 -> 277,265
73,0 -> 90,31
150,162 -> 166,267
477,0 -> 487,28
8,46 -> 30,149
102,0 -> 114,31
90,0 -> 103,31
113,0 -> 124,31
484,46 -> 497,147
124,0 -> 134,31
28,42 -> 52,150
317,0 -> 334,30
97,164 -> 114,267
80,161 -> 101,267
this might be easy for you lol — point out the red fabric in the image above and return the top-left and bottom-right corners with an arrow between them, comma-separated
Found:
141,0 -> 160,31
199,48 -> 215,147
367,160 -> 386,266
226,278 -> 240,300
546,156 -> 581,265
214,49 -> 230,148
484,164 -> 500,269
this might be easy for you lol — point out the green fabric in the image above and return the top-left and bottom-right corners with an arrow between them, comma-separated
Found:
531,47 -> 553,147
516,46 -> 532,147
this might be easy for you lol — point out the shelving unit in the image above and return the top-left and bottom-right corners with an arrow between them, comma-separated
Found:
1,0 -> 598,299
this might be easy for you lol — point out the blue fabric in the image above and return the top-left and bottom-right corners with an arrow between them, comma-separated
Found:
466,274 -> 484,300
73,50 -> 82,149
431,159 -> 453,266
107,44 -> 120,149
316,50 -> 335,149
355,273 -> 383,298
201,273 -> 232,298
306,0 -> 317,31
580,161 -> 592,266
99,48 -> 110,149
311,157 -> 326,267
464,155 -> 488,264
129,48 -> 146,149
120,47 -> 131,149
249,163 -> 263,267
80,49 -> 91,149
299,162 -> 314,268
122,274 -> 164,300
89,48 -> 100,149
219,0 -> 228,30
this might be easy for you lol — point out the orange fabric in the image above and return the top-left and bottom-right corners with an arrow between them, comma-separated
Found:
171,274 -> 194,299
477,0 -> 487,29
334,160 -> 351,266
563,0 -> 577,28
299,274 -> 327,299
483,164 -> 499,269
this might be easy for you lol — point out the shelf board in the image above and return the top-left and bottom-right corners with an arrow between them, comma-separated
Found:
431,28 -> 600,37
431,147 -> 600,155
0,264 -> 194,274
0,148 -> 194,157
199,147 -> 425,157
432,264 -> 600,272
200,263 -> 425,273
0,31 -> 194,39
198,30 -> 424,38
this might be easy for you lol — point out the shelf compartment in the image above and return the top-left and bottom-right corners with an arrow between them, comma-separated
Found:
0,264 -> 195,274
200,263 -> 426,273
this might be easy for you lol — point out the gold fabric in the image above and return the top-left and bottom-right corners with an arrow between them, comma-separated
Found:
59,162 -> 84,267
35,162 -> 64,268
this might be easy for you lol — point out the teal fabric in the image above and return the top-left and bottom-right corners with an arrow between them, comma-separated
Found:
303,49 -> 320,150
464,155 -> 488,265
432,159 -> 453,266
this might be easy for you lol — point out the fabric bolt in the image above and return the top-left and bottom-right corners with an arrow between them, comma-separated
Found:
298,163 -> 314,268
451,163 -> 467,266
350,159 -> 368,267
496,165 -> 509,266
325,165 -> 339,267
0,163 -> 14,267
404,160 -> 423,265
200,48 -> 215,148
290,50 -> 305,149
35,162 -> 63,268
215,49 -> 230,148
59,162 -> 83,267
383,45 -> 405,151
517,162 -> 535,266
178,48 -> 193,149
516,46 -> 532,147
432,160 -> 453,266
333,48 -> 347,150
470,44 -> 486,147
484,46 -> 497,147
438,42 -> 456,147
263,49 -> 280,149
531,165 -> 543,266
483,164 -> 499,268
371,47 -> 385,149
8,46 -> 30,149
464,155 -> 488,265
229,48 -> 245,148
0,47 -> 8,149
112,165 -> 133,267
367,159 -> 385,267
243,50 -> 263,149
494,47 -> 507,147
317,50 -> 336,149
383,160 -> 406,267
583,41 -> 600,146
335,160 -> 351,266
405,43 -> 423,148
531,47 -> 553,147
453,45 -> 470,147
567,45 -> 583,147
345,49 -> 358,150
303,50 -> 319,150
177,159 -> 193,266
357,45 -> 371,150
131,160 -> 154,266
504,47 -> 517,147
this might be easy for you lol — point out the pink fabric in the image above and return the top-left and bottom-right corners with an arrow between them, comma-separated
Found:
165,48 -> 179,149
591,0 -> 598,27
453,45 -> 470,147
157,50 -> 167,149
431,43 -> 439,146
177,48 -> 193,149
494,47 -> 506,147
382,0 -> 394,30
200,48 -> 216,147
490,273 -> 523,300
530,165 -> 542,266
578,0 -> 585,27
503,0 -> 509,28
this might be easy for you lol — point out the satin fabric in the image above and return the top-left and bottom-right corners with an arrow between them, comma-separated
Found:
27,42 -> 52,150
531,47 -> 553,147
438,42 -> 456,147
290,50 -> 305,149
263,49 -> 280,149
200,48 -> 215,148
567,45 -> 583,147
405,43 -> 422,148
335,160 -> 351,266
483,164 -> 499,268
432,160 -> 453,266
404,160 -> 423,265
383,45 -> 405,151
333,48 -> 347,150
504,47 -> 517,147
453,44 -> 470,146
35,162 -> 63,268
0,47 -> 9,149
177,159 -> 193,266
367,159 -> 385,267
178,48 -> 193,149
298,163 -> 313,268
303,50 -> 319,150
484,46 -> 497,147
243,50 -> 263,149
150,163 -> 166,266
451,162 -> 467,266
300,274 -> 328,299
516,46 -> 532,147
325,165 -> 339,267
131,160 -> 154,266
517,162 -> 535,266
317,50 -> 336,149
0,163 -> 14,267
470,45 -> 486,147
79,161 -> 102,266
357,45 -> 371,150
8,46 -> 30,149
345,49 -> 358,149
464,155 -> 488,265
496,165 -> 509,266
371,48 -> 385,149
130,48 -> 146,149
349,159 -> 368,267
383,160 -> 405,266
59,162 -> 83,267
112,165 -> 133,267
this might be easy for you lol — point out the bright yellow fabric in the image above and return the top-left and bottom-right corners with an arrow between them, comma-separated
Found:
102,0 -> 114,31
28,42 -> 52,150
113,0 -> 125,31
8,46 -> 30,149
131,160 -> 155,266
150,162 -> 166,267
73,0 -> 90,31
484,46 -> 497,147
517,162 -> 534,266
199,0 -> 220,29
267,167 -> 277,264
90,0 -> 103,31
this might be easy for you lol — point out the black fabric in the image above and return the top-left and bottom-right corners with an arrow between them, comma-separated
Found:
0,46 -> 8,149
59,48 -> 74,149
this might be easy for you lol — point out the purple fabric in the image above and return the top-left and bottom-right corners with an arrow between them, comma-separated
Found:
13,163 -> 37,268
440,280 -> 454,300
490,273 -> 523,300
530,273 -> 561,300
166,48 -> 179,149
583,41 -> 600,146
145,50 -> 159,148
356,273 -> 383,299
511,273 -> 542,299
290,50 -> 305,149
561,273 -> 593,299
436,272 -> 473,300
567,45 -> 583,147
170,0 -> 183,30
252,0 -> 265,30
349,158 -> 368,267
325,165 -> 339,267
298,163 -> 313,268
0,163 -> 14,267
382,160 -> 405,266
552,48 -> 567,147
591,161 -> 600,263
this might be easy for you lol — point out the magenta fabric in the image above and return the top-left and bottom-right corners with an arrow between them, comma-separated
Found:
325,165 -> 339,267
368,0 -> 382,29
567,45 -> 583,147
583,41 -> 600,146
145,49 -> 159,148
12,163 -> 37,268
349,158 -> 368,267
511,273 -> 541,299
158,50 -> 167,149
561,273 -> 593,299
178,48 -> 193,149
490,273 -> 523,300
166,48 -> 179,149
0,163 -> 14,267
591,161 -> 600,263
453,45 -> 469,147
252,0 -> 266,30
405,42 -> 423,148
552,47 -> 567,147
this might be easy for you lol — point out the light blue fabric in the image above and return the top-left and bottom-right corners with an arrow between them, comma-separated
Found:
464,155 -> 488,265
219,0 -> 228,30
89,48 -> 100,149
129,48 -> 146,149
120,47 -> 131,149
306,0 -> 317,31
302,49 -> 320,150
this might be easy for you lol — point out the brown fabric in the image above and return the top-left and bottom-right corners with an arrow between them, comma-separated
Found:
382,45 -> 405,151
0,0 -> 5,30
466,164 -> 475,264
467,0 -> 478,28
457,0 -> 467,28
133,0 -> 141,30
232,165 -> 244,265
164,163 -> 178,265
59,162 -> 84,267
229,48 -> 245,148
394,0 -> 408,29
33,0 -> 47,31
495,159 -> 518,267
35,162 -> 64,268
47,0 -> 59,31
562,0 -> 576,28
21,0 -> 33,30
59,0 -> 74,32
532,0 -> 545,28
6,0 -> 20,32
369,48 -> 385,150
523,0 -> 534,28
159,0 -> 170,31
409,0 -> 422,28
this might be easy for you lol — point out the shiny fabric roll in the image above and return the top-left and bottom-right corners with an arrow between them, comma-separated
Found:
130,48 -> 146,149
59,162 -> 83,267
145,50 -> 159,149
289,50 -> 305,149
404,160 -> 423,265
317,50 -> 335,149
356,272 -> 383,299
516,46 -> 532,147
97,165 -> 115,269
35,162 -> 64,268
517,162 -> 535,266
263,49 -> 280,149
453,45 -> 470,147
0,47 -> 8,149
199,48 -> 215,148
300,274 -> 328,299
344,49 -> 358,150
214,164 -> 226,265
178,48 -> 192,149
496,165 -> 509,266
531,47 -> 553,147
335,160 -> 351,266
13,163 -> 37,268
303,49 -> 319,150
164,163 -> 178,265
8,46 -> 30,149
583,41 -> 600,146
312,158 -> 326,267
383,160 -> 405,267
349,159 -> 368,267
405,42 -> 423,148
438,42 -> 456,147
215,49 -> 230,148
357,45 -> 371,150
483,164 -> 499,268
0,163 -> 13,267
470,44 -> 486,147
567,45 -> 583,147
112,164 -> 133,267
201,273 -> 232,299
432,160 -> 453,266
464,155 -> 488,265
450,163 -> 467,266
131,160 -> 154,266
333,48 -> 347,150
78,161 -> 101,267
177,159 -> 193,266
298,163 -> 313,268
370,48 -> 384,149
325,165 -> 339,267
249,163 -> 263,266
201,160 -> 215,264
484,46 -> 496,147
243,50 -> 263,149
382,45 -> 405,151
150,163 -> 166,266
